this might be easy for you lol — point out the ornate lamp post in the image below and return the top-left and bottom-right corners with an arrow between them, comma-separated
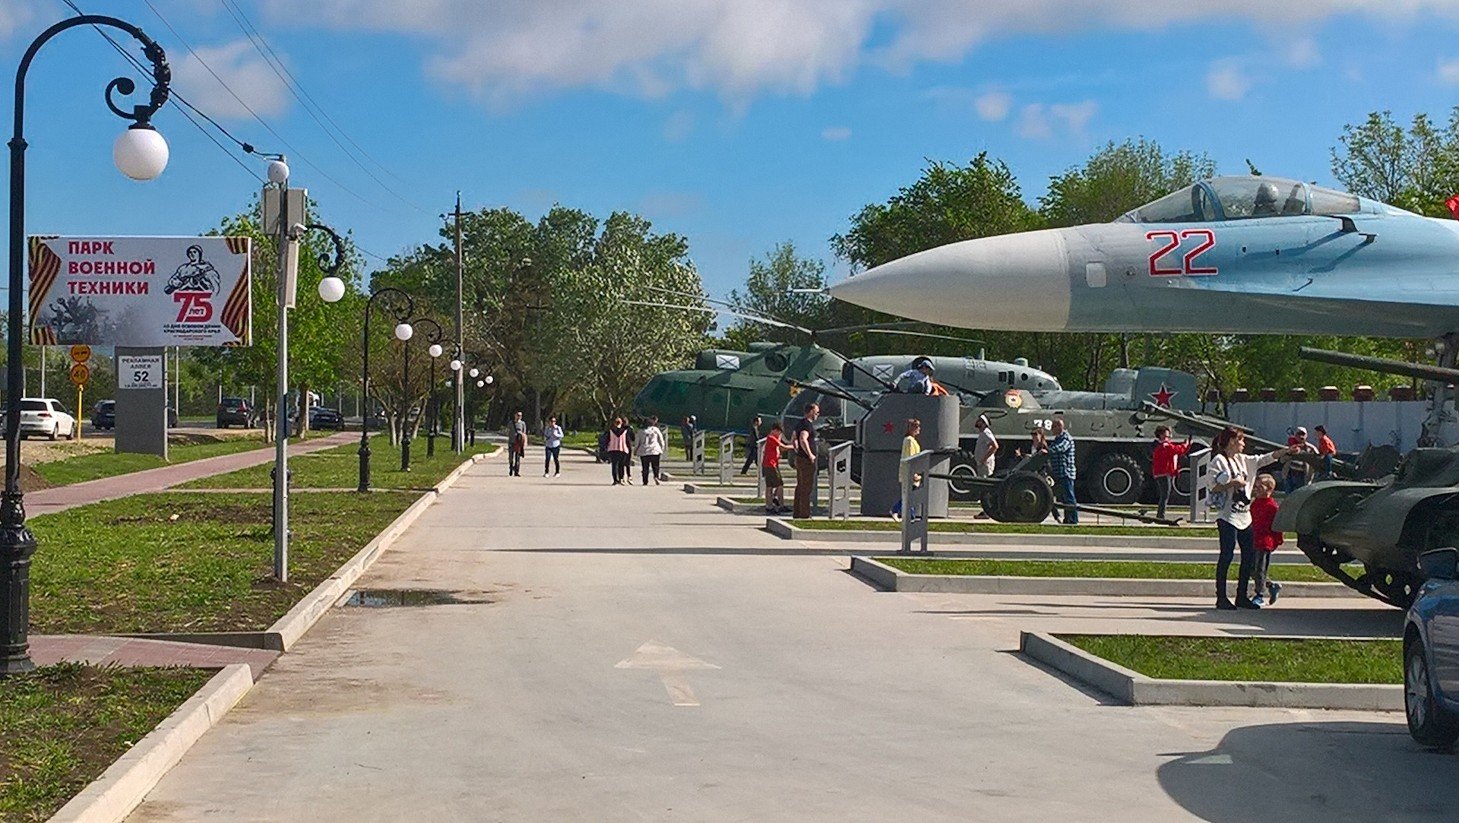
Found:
407,318 -> 445,459
358,288 -> 413,492
4,15 -> 171,675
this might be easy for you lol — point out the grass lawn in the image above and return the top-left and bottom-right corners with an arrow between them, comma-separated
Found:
876,557 -> 1339,582
0,663 -> 212,821
177,437 -> 495,491
27,491 -> 418,634
31,438 -> 271,487
1058,634 -> 1403,684
791,519 -> 1216,538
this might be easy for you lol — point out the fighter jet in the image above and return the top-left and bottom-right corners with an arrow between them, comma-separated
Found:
829,175 -> 1459,339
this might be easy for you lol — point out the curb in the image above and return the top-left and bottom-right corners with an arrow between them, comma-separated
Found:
1019,631 -> 1402,710
265,451 -> 490,651
48,664 -> 253,823
767,518 -> 1213,549
849,556 -> 1360,598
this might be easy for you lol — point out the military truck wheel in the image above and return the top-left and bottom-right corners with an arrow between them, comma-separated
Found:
1405,637 -> 1459,749
998,471 -> 1053,523
946,450 -> 981,501
1088,452 -> 1144,505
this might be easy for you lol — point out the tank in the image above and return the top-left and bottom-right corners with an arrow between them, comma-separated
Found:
1276,446 -> 1459,607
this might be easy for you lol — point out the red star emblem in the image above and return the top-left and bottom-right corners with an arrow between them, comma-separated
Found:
1149,383 -> 1177,407
882,421 -> 895,434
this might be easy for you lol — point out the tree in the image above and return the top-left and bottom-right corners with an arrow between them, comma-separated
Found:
1039,138 -> 1215,227
724,241 -> 834,347
1331,108 -> 1459,216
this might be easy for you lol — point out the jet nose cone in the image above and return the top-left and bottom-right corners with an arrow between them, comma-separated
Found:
829,230 -> 1073,331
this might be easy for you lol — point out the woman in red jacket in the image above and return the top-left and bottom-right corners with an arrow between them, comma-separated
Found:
1151,425 -> 1191,521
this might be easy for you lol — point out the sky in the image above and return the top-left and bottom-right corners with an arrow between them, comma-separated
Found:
4,0 -> 1459,302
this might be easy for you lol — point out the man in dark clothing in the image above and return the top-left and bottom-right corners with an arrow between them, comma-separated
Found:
740,415 -> 762,475
1046,416 -> 1078,524
793,404 -> 820,519
681,415 -> 697,462
509,411 -> 527,476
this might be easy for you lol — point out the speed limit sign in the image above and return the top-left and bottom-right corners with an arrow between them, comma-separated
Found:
69,363 -> 90,386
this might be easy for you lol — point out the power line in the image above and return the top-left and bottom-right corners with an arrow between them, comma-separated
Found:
215,0 -> 430,215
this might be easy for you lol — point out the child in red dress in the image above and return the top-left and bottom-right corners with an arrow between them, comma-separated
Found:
1250,473 -> 1283,605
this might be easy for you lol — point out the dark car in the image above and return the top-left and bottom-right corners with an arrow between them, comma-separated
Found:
91,399 -> 115,430
309,406 -> 344,430
216,397 -> 254,428
1405,547 -> 1459,750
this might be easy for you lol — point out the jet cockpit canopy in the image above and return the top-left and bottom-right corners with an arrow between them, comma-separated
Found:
1116,176 -> 1366,224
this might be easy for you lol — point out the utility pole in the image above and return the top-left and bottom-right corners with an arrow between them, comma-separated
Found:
452,192 -> 464,453
264,157 -> 304,583
38,346 -> 44,398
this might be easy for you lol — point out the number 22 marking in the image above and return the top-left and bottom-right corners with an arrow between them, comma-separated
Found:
1146,229 -> 1218,276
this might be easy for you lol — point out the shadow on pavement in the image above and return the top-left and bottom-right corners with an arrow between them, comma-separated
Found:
1157,720 -> 1457,822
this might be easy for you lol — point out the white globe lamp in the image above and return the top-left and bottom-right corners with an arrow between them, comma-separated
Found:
476,380 -> 485,388
449,359 -> 462,372
468,367 -> 479,378
394,322 -> 413,341
428,343 -> 443,358
113,126 -> 169,181
485,375 -> 494,384
266,159 -> 290,185
317,276 -> 346,303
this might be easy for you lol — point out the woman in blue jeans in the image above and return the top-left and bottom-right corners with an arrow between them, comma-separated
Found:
542,416 -> 563,476
1208,426 -> 1293,610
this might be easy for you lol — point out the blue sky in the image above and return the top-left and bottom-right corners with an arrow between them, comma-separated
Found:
4,0 -> 1459,301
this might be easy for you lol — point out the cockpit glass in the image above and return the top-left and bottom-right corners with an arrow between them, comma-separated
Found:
1209,176 -> 1306,219
1119,184 -> 1213,223
1120,176 -> 1356,223
1309,184 -> 1361,215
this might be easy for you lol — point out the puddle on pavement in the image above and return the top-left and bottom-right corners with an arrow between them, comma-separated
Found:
342,589 -> 491,608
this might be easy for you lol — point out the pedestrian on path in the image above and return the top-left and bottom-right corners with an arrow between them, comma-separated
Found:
890,418 -> 922,522
542,415 -> 564,477
637,416 -> 666,485
792,403 -> 820,519
509,411 -> 527,477
1046,417 -> 1078,524
1151,425 -> 1191,521
740,415 -> 762,475
1250,473 -> 1283,606
607,416 -> 635,485
1209,426 -> 1293,610
762,421 -> 792,514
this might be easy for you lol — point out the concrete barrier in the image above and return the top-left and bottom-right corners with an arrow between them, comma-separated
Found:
770,518 -> 1213,549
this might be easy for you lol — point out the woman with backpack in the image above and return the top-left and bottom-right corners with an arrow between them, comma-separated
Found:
1208,426 -> 1294,611
606,416 -> 635,485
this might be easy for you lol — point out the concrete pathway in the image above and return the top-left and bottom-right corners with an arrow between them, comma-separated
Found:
128,448 -> 1456,822
26,432 -> 355,516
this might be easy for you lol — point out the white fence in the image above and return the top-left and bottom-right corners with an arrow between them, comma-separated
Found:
1225,400 -> 1447,453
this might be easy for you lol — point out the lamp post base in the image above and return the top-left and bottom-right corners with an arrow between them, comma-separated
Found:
401,436 -> 412,472
0,513 -> 38,677
427,431 -> 436,457
358,440 -> 371,493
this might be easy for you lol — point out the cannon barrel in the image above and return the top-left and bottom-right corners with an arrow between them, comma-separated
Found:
1298,346 -> 1459,384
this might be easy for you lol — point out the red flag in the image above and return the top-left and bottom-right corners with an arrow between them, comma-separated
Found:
1447,193 -> 1459,220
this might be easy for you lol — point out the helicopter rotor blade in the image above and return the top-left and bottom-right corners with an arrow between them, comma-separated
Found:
622,300 -> 808,332
640,286 -> 815,335
862,329 -> 987,345
817,321 -> 924,336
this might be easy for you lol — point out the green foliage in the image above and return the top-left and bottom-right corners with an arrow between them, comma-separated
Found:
1039,138 -> 1215,227
724,241 -> 834,347
1331,108 -> 1459,216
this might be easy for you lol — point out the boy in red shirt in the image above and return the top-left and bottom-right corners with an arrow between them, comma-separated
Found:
1314,425 -> 1337,479
1150,425 -> 1191,521
761,422 -> 792,514
1250,473 -> 1283,605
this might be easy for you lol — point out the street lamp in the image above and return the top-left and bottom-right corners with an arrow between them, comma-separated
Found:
357,288 -> 413,492
4,14 -> 171,675
407,319 -> 445,459
400,318 -> 442,471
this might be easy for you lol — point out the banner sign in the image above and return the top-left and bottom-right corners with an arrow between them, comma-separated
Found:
28,236 -> 252,347
117,355 -> 164,389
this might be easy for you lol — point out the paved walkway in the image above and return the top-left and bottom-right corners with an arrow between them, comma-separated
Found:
26,432 -> 355,516
127,448 -> 1453,822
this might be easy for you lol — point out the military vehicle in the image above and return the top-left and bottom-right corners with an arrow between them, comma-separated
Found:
789,364 -> 1273,505
633,341 -> 845,430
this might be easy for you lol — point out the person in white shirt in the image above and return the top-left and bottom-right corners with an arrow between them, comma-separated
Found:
542,416 -> 564,477
1209,426 -> 1294,610
636,416 -> 667,485
973,414 -> 998,477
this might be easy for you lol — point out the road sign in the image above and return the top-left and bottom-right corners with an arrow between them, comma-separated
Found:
69,344 -> 91,363
69,363 -> 90,387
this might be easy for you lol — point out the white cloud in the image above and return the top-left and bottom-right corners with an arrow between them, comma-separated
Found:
0,1 -> 36,41
1015,104 -> 1053,140
1012,100 -> 1095,140
263,0 -> 1459,104
1286,36 -> 1322,69
172,40 -> 291,120
974,89 -> 1012,122
1439,57 -> 1459,85
663,110 -> 695,142
1206,60 -> 1253,100
821,125 -> 852,140
1049,100 -> 1097,134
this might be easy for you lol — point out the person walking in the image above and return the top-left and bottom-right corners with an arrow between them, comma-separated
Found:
740,415 -> 762,475
890,418 -> 922,522
1250,473 -> 1284,606
509,411 -> 527,477
973,414 -> 998,478
606,416 -> 634,485
1046,417 -> 1078,524
1209,426 -> 1293,610
792,403 -> 820,519
1151,425 -> 1192,521
761,421 -> 792,514
637,416 -> 667,485
542,415 -> 564,477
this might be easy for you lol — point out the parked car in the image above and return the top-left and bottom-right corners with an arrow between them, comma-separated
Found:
18,397 -> 77,440
1404,546 -> 1459,749
91,399 -> 116,430
216,397 -> 254,428
309,406 -> 344,430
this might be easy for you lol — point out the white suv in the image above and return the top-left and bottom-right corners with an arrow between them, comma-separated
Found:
18,398 -> 77,440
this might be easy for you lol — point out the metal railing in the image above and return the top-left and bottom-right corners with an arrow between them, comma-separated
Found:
756,436 -> 768,500
718,432 -> 736,486
827,441 -> 853,520
692,430 -> 706,476
1188,446 -> 1212,523
900,450 -> 933,553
